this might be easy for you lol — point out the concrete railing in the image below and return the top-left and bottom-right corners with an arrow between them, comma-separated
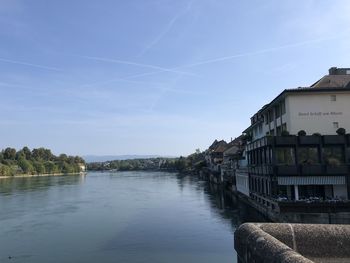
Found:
234,223 -> 350,263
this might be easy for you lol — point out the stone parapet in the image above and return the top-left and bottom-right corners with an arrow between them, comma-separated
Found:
234,223 -> 350,263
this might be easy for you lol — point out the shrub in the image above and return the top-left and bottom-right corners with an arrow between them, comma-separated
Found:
298,130 -> 307,136
336,128 -> 346,135
312,133 -> 321,136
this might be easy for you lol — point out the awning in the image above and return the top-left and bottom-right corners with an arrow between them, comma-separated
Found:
278,176 -> 345,185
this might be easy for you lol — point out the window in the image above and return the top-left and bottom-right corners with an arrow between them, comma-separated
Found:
276,126 -> 282,136
276,147 -> 295,165
268,110 -> 274,123
265,114 -> 268,124
281,100 -> 286,115
323,146 -> 344,166
275,104 -> 281,118
298,147 -> 319,164
282,123 -> 287,132
330,95 -> 337,101
333,122 -> 339,129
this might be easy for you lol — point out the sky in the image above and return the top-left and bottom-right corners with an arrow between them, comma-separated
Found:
1,0 -> 350,156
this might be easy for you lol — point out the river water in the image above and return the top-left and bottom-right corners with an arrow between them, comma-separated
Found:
0,172 -> 265,263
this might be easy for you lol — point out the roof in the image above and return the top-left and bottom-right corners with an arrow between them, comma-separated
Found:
224,145 -> 239,155
213,143 -> 228,153
208,139 -> 228,153
311,74 -> 350,88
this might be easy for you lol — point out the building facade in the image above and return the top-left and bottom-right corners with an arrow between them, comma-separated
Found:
243,67 -> 350,212
246,67 -> 350,141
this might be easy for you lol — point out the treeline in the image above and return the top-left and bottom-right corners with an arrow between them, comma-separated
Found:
87,150 -> 206,173
0,147 -> 85,177
88,158 -> 178,171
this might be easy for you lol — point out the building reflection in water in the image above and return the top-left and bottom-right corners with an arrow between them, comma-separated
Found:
176,174 -> 268,232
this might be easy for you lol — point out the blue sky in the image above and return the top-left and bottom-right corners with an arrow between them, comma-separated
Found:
1,0 -> 350,156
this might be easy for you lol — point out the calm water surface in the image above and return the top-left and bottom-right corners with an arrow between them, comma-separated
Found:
0,172 -> 265,263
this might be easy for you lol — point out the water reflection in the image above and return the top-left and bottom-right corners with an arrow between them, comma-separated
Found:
0,174 -> 85,196
0,172 -> 265,263
175,174 -> 268,232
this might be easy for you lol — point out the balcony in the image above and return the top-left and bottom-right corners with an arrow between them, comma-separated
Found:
275,136 -> 297,146
298,136 -> 321,145
323,135 -> 346,145
325,165 -> 349,175
300,164 -> 323,175
275,165 -> 298,175
278,200 -> 350,213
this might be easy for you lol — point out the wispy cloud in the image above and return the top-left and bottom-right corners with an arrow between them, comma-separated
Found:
79,55 -> 196,76
72,32 -> 348,100
138,0 -> 195,56
180,34 -> 347,68
0,57 -> 62,71
79,76 -> 166,88
126,32 -> 350,78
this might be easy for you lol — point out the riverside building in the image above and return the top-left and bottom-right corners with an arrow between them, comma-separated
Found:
241,67 -> 350,220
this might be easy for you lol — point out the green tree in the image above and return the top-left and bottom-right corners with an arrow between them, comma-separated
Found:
22,146 -> 32,160
0,164 -> 14,176
32,148 -> 53,161
18,157 -> 34,174
33,161 -> 46,174
44,161 -> 59,174
3,148 -> 16,160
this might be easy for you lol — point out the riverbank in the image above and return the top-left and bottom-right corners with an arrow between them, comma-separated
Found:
0,172 -> 85,179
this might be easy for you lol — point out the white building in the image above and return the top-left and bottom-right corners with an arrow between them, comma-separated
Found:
244,67 -> 350,205
247,67 -> 350,141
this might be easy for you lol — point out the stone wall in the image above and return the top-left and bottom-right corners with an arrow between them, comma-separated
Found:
234,223 -> 350,263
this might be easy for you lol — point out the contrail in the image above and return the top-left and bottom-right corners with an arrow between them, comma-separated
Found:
78,33 -> 345,88
138,0 -> 195,56
0,57 -> 62,71
126,34 -> 347,78
80,55 -> 196,76
79,75 -> 166,88
180,36 -> 340,68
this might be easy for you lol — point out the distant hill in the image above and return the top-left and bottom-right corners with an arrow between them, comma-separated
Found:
83,155 -> 175,163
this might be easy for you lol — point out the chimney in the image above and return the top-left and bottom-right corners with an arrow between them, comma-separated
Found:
329,67 -> 337,75
329,67 -> 350,75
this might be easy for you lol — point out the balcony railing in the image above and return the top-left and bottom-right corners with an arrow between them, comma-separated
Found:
323,135 -> 346,145
247,135 -> 349,150
275,165 -> 298,175
325,164 -> 349,175
275,136 -> 297,145
251,192 -> 350,213
300,164 -> 323,175
249,164 -> 349,176
298,136 -> 321,145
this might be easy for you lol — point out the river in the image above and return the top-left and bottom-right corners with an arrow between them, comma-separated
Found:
0,171 -> 266,263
